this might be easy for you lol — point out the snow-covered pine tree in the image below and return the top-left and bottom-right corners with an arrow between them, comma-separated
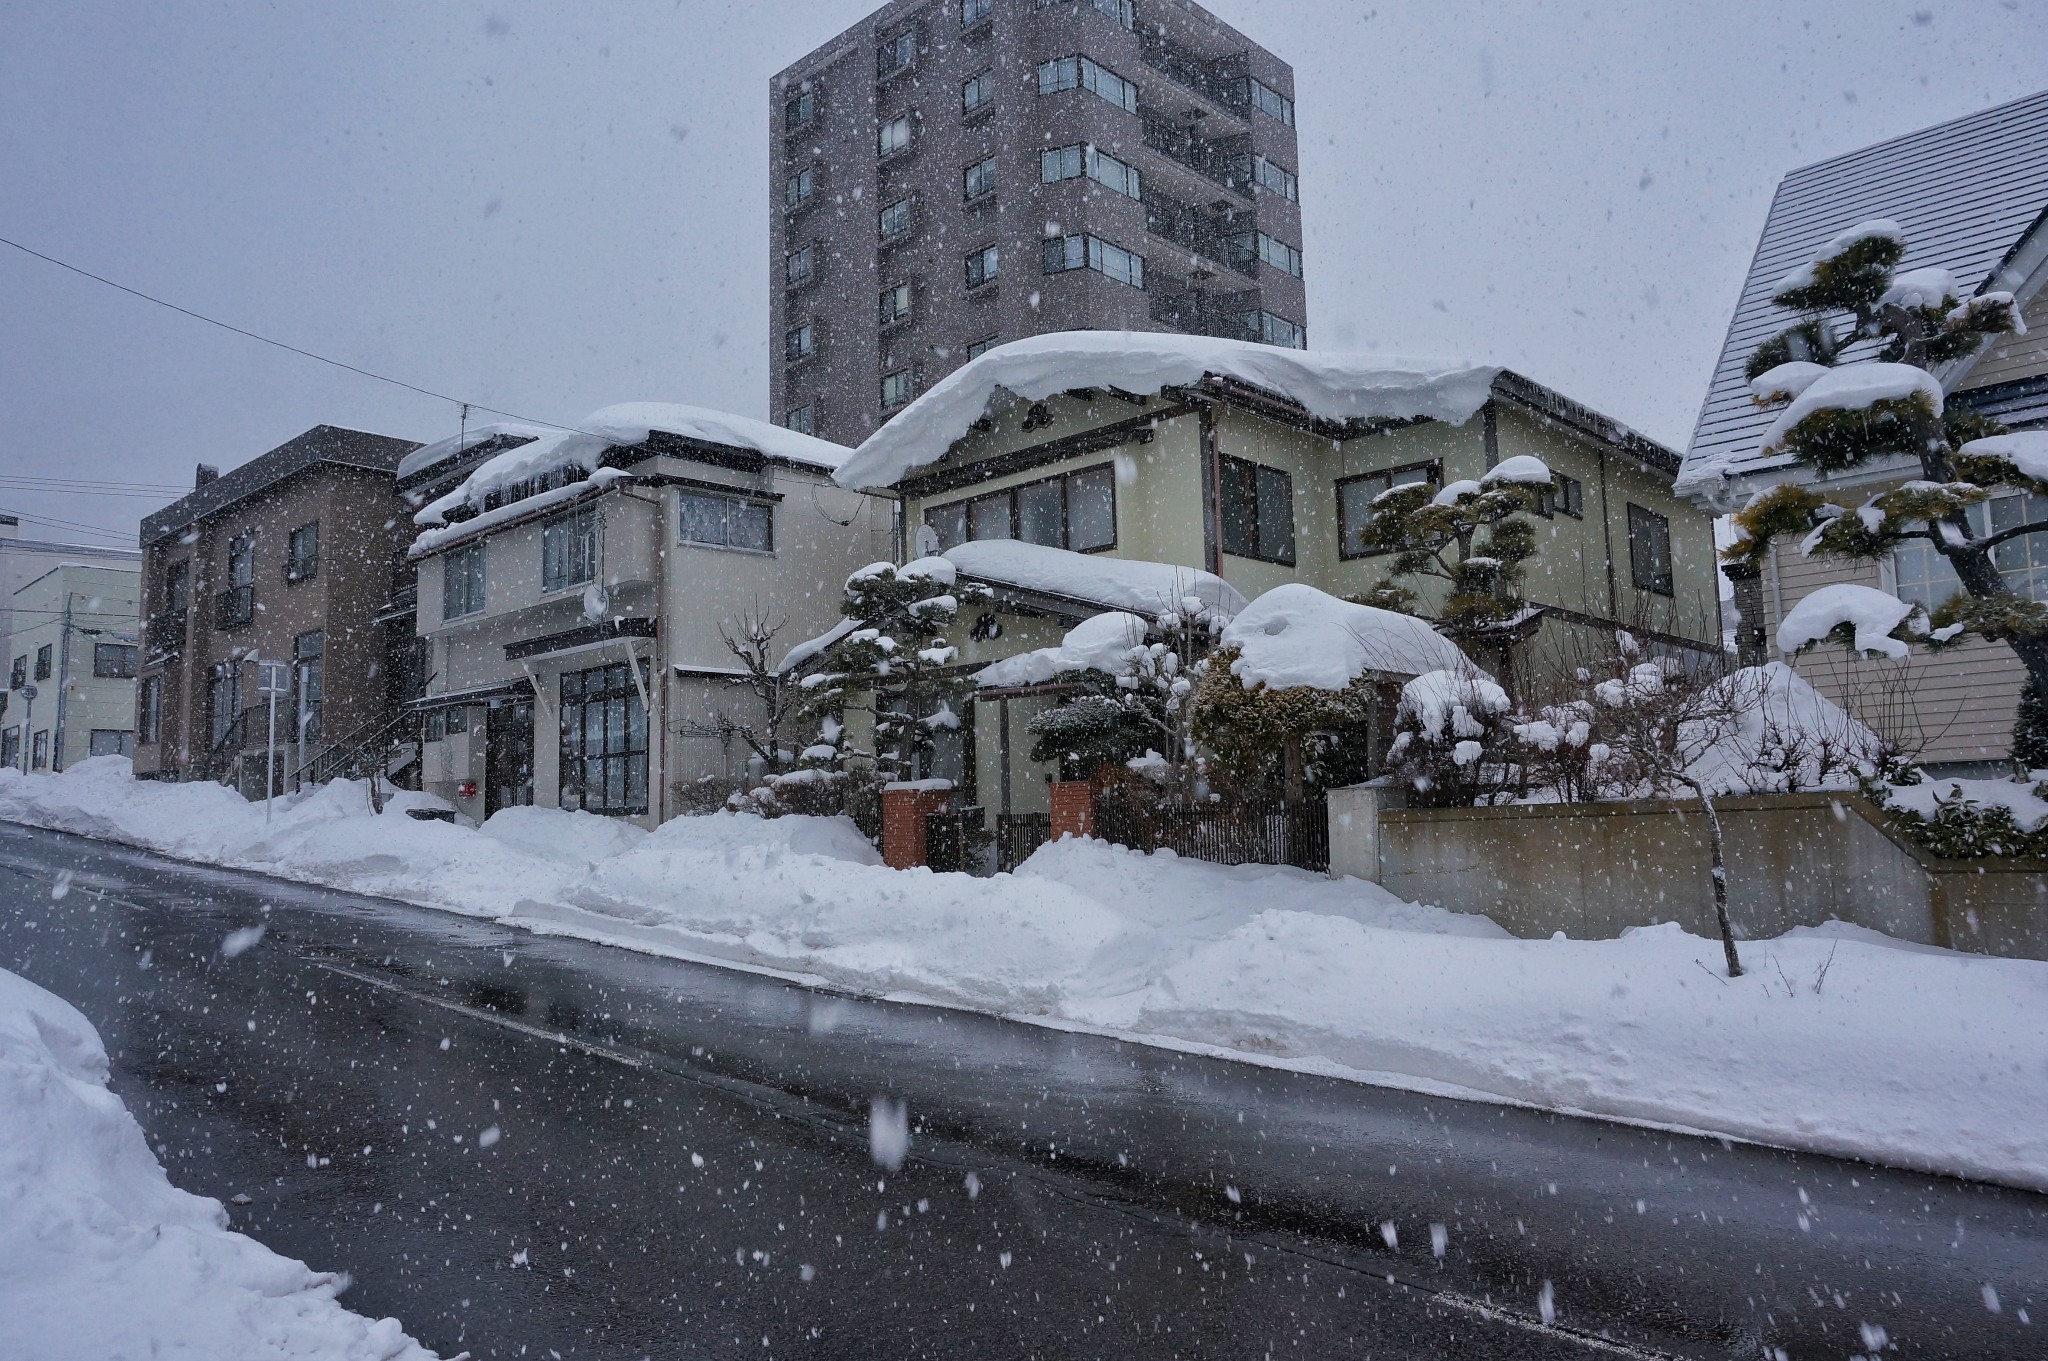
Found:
797,558 -> 992,787
1722,219 -> 2039,753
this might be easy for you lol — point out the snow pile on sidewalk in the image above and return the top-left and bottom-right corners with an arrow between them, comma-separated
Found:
6,759 -> 2048,1190
0,967 -> 443,1360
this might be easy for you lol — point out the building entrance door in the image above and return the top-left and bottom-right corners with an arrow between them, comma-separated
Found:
485,698 -> 534,815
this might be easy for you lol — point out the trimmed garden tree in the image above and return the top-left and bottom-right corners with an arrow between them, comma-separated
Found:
1722,218 -> 2040,753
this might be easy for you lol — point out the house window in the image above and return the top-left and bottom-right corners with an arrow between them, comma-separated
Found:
0,729 -> 15,767
879,282 -> 912,326
295,630 -> 324,747
208,664 -> 242,747
1248,77 -> 1294,126
31,730 -> 48,769
784,89 -> 815,130
1338,461 -> 1440,558
10,656 -> 25,689
785,322 -> 816,361
965,244 -> 999,289
1256,233 -> 1303,279
163,560 -> 189,613
228,531 -> 254,588
784,404 -> 816,435
924,464 -> 1116,554
1258,311 -> 1305,349
1895,493 -> 2048,610
559,662 -> 648,817
1035,55 -> 1137,112
34,645 -> 52,681
542,505 -> 598,593
785,167 -> 814,209
966,335 -> 999,361
880,197 -> 913,241
1253,155 -> 1298,202
963,155 -> 997,201
877,29 -> 915,77
1041,144 -> 1140,199
881,369 -> 916,410
962,0 -> 993,23
878,114 -> 912,158
1221,455 -> 1295,564
442,541 -> 487,618
678,490 -> 773,552
1628,504 -> 1674,596
1551,473 -> 1584,519
962,69 -> 994,113
1043,233 -> 1144,288
286,522 -> 319,582
89,729 -> 134,759
784,246 -> 815,287
93,643 -> 137,679
136,674 -> 161,744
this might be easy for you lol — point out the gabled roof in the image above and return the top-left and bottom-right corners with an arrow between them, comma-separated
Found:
140,425 -> 422,546
1679,89 -> 2048,499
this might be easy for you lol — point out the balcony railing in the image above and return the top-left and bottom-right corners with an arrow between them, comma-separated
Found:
145,609 -> 188,659
1140,113 -> 1253,198
1143,189 -> 1258,279
1149,279 -> 1262,342
1137,33 -> 1250,117
213,585 -> 254,630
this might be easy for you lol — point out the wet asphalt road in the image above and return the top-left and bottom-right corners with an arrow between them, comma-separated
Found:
0,821 -> 2042,1360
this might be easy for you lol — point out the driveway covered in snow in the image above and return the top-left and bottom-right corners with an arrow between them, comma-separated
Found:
1,821 -> 2041,1359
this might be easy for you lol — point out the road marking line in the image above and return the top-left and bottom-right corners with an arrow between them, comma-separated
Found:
303,958 -> 647,1068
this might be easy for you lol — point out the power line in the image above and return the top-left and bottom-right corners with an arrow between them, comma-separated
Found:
0,234 -> 602,438
0,483 -> 190,501
0,506 -> 135,544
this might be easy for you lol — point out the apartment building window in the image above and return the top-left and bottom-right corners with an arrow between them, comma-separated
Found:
962,68 -> 994,114
1337,461 -> 1439,558
542,505 -> 598,593
679,490 -> 773,553
785,245 -> 815,287
785,322 -> 816,362
784,89 -> 815,130
294,630 -> 324,747
1256,233 -> 1303,278
34,645 -> 52,681
964,155 -> 997,201
287,521 -> 319,582
785,167 -> 814,209
1248,77 -> 1294,126
215,532 -> 255,628
1041,144 -> 1140,199
1221,456 -> 1295,564
10,656 -> 25,689
559,662 -> 648,818
965,244 -> 999,289
136,674 -> 161,745
879,283 -> 912,326
1043,233 -> 1144,288
924,464 -> 1116,554
93,643 -> 137,679
1035,55 -> 1137,113
783,404 -> 816,435
1041,0 -> 1134,28
1894,493 -> 2048,610
877,29 -> 916,77
208,663 -> 242,747
90,730 -> 134,759
879,196 -> 912,240
1628,504 -> 1674,596
442,541 -> 487,618
1258,311 -> 1306,349
966,335 -> 999,360
1551,473 -> 1585,519
31,730 -> 48,770
1253,155 -> 1298,202
961,0 -> 992,23
878,114 -> 912,157
163,560 -> 189,614
881,369 -> 916,411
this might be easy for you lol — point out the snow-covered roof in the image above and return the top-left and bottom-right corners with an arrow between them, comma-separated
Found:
943,539 -> 1249,619
1220,583 -> 1476,690
1680,88 -> 2048,497
395,422 -> 555,484
834,332 -> 1500,490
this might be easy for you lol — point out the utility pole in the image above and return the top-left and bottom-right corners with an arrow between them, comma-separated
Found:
18,684 -> 36,773
52,592 -> 72,772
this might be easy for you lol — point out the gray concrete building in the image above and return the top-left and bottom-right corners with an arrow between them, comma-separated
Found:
770,0 -> 1307,446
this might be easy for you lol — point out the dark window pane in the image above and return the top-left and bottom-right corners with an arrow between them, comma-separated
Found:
679,493 -> 728,546
731,501 -> 773,552
1255,466 -> 1294,562
970,494 -> 1012,541
1066,467 -> 1115,550
1220,459 -> 1258,559
1017,479 -> 1064,547
925,502 -> 968,552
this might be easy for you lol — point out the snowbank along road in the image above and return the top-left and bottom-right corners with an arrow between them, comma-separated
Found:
1,821 -> 2042,1359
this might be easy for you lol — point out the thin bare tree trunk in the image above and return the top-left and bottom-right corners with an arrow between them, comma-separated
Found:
1682,777 -> 1741,977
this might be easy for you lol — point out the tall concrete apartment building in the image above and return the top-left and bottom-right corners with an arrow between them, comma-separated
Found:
770,0 -> 1306,446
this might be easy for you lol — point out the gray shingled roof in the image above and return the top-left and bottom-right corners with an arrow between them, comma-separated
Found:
1679,89 -> 2048,499
140,425 -> 421,546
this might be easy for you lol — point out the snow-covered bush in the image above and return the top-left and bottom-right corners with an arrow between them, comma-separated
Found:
1385,669 -> 1516,807
1879,773 -> 2048,859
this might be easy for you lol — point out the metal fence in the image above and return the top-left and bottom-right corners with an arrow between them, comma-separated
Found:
1096,795 -> 1329,873
995,812 -> 1051,874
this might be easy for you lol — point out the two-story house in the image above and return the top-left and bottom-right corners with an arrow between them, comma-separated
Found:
829,331 -> 1719,819
4,562 -> 142,772
134,425 -> 423,793
1679,89 -> 2048,775
405,403 -> 888,827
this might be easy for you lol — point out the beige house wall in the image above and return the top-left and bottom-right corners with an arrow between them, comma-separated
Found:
1956,286 -> 2048,394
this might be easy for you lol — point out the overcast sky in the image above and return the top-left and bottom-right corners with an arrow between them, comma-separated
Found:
1,1 -> 2042,547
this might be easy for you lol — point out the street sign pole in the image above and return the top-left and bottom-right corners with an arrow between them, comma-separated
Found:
18,685 -> 36,774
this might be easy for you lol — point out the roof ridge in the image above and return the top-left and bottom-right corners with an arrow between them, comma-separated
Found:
1784,88 -> 2048,180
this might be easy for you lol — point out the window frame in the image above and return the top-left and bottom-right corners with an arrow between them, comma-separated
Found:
784,245 -> 815,287
1257,311 -> 1305,348
961,0 -> 993,25
163,560 -> 189,614
783,404 -> 816,435
965,243 -> 999,290
784,321 -> 816,362
558,662 -> 649,818
34,645 -> 52,681
1256,233 -> 1303,279
965,334 -> 999,361
677,489 -> 775,554
441,540 -> 487,619
922,463 -> 1119,556
961,68 -> 994,114
1627,503 -> 1675,597
136,674 -> 161,745
784,166 -> 814,210
879,195 -> 913,240
877,114 -> 913,158
1252,155 -> 1298,202
31,729 -> 48,770
1336,460 -> 1442,560
1248,77 -> 1294,126
877,28 -> 916,78
11,655 -> 27,689
286,521 -> 319,582
89,729 -> 134,759
784,89 -> 815,131
294,629 -> 324,747
92,643 -> 138,679
541,504 -> 599,594
878,282 -> 912,327
1220,454 -> 1297,565
963,155 -> 997,201
880,368 -> 916,411
1042,233 -> 1144,289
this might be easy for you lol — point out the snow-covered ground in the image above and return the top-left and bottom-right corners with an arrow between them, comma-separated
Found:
0,965 -> 444,1360
5,758 -> 2046,1192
